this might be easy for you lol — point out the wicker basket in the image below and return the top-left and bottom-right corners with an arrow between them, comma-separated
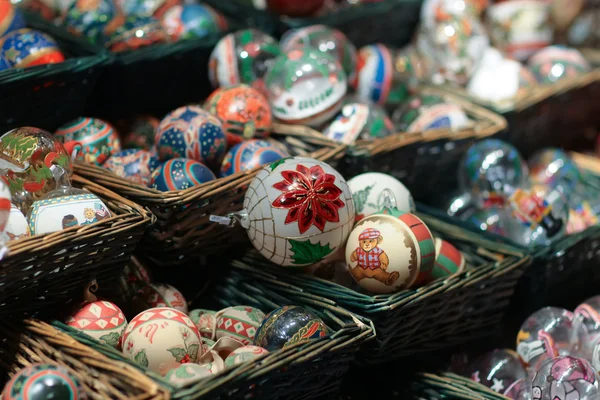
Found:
75,125 -> 345,266
341,88 -> 508,202
429,49 -> 600,158
0,175 -> 153,319
0,319 -> 169,399
216,209 -> 530,365
410,372 -> 509,400
49,290 -> 374,400
0,13 -> 110,134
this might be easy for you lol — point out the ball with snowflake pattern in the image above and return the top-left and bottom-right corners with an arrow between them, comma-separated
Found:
240,157 -> 355,267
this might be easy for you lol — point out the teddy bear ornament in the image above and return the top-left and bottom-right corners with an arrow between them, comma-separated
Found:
27,164 -> 112,236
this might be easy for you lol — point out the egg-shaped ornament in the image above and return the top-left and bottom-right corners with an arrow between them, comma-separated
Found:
465,349 -> 528,395
209,28 -> 282,91
570,296 -> 600,361
189,309 -> 216,338
2,203 -> 29,242
505,184 -> 569,247
144,283 -> 188,314
150,158 -> 215,191
215,306 -> 265,345
55,118 -> 121,166
61,0 -> 116,45
415,237 -> 465,286
2,364 -> 84,400
122,307 -> 203,375
104,149 -> 158,186
517,307 -> 574,372
164,363 -> 213,387
416,13 -> 489,85
324,103 -> 395,145
392,93 -> 470,133
204,84 -> 273,147
345,207 -> 435,293
155,105 -> 226,165
118,0 -> 181,18
225,345 -> 269,367
528,46 -> 591,84
532,356 -> 600,400
1,28 -> 65,69
528,148 -> 583,191
27,165 -> 112,235
0,127 -> 73,213
162,4 -> 227,41
254,305 -> 328,351
228,157 -> 354,267
66,300 -> 127,349
220,139 -> 290,177
123,115 -> 160,150
459,139 -> 528,208
280,24 -> 357,83
264,49 -> 347,127
0,1 -> 26,37
105,15 -> 168,52
348,172 -> 415,222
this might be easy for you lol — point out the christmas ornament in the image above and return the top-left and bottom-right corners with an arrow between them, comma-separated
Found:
0,1 -> 25,37
465,349 -> 527,395
420,0 -> 488,26
224,345 -> 269,367
104,149 -> 159,186
222,157 -> 354,267
528,148 -> 583,190
164,363 -> 212,387
324,103 -> 394,145
105,15 -> 168,53
2,203 -> 29,242
280,24 -> 357,83
55,117 -> 121,166
220,139 -> 289,177
264,49 -> 347,127
150,158 -> 216,191
2,364 -> 84,400
161,4 -> 227,41
528,46 -> 591,84
1,28 -> 64,69
392,93 -> 470,133
209,29 -> 281,91
118,0 -> 181,18
254,305 -> 328,351
123,115 -> 160,150
571,296 -> 600,362
122,307 -> 203,376
61,0 -> 116,45
216,306 -> 265,345
144,283 -> 188,314
531,356 -> 600,400
204,84 -> 273,147
346,207 -> 435,293
465,207 -> 508,237
66,300 -> 127,349
155,105 -> 226,165
416,237 -> 465,286
189,309 -> 216,338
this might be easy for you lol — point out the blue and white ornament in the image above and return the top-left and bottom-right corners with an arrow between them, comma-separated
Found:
104,149 -> 160,186
220,139 -> 290,177
150,158 -> 216,191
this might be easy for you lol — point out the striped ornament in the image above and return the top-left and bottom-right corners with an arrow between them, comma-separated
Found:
417,238 -> 465,285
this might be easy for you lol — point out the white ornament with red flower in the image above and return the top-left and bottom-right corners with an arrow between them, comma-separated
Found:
145,283 -> 188,314
66,300 -> 127,349
237,157 -> 355,267
122,307 -> 203,376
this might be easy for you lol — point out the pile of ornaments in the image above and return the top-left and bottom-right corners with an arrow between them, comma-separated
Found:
224,155 -> 468,295
450,299 -> 600,400
0,2 -> 65,71
20,0 -> 229,51
53,263 -> 330,387
209,24 -> 473,147
415,0 -> 591,102
444,139 -> 598,247
0,126 -> 113,249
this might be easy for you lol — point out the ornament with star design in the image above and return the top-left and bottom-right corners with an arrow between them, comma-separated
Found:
236,156 -> 355,267
2,363 -> 84,400
66,300 -> 128,349
155,106 -> 226,166
1,28 -> 65,69
55,117 -> 122,166
466,349 -> 527,394
150,158 -> 215,191
216,306 -> 265,345
122,307 -> 203,376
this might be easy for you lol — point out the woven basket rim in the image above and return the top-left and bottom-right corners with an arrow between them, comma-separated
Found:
349,87 -> 508,157
4,174 -> 153,257
429,48 -> 600,113
74,124 -> 346,206
415,372 -> 511,400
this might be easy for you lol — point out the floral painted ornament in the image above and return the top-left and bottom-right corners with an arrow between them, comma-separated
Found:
324,103 -> 394,145
391,93 -> 470,133
66,300 -> 128,349
219,157 -> 355,267
216,306 -> 265,345
254,305 -> 328,351
264,49 -> 347,127
122,307 -> 203,375
204,85 -> 273,147
2,364 -> 84,400
55,117 -> 122,166
104,149 -> 159,186
144,283 -> 188,314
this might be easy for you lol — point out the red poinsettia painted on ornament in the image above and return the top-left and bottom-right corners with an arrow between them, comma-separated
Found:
271,164 -> 345,234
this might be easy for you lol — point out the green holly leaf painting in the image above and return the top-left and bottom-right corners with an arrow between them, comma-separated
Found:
55,153 -> 70,168
187,343 -> 200,360
99,332 -> 120,347
168,347 -> 188,362
269,157 -> 289,171
289,239 -> 334,266
134,349 -> 149,368
175,366 -> 195,379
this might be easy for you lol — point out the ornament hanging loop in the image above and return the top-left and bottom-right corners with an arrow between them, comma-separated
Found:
209,209 -> 250,229
378,188 -> 398,210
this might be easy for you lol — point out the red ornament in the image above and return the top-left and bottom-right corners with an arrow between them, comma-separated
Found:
266,0 -> 325,17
